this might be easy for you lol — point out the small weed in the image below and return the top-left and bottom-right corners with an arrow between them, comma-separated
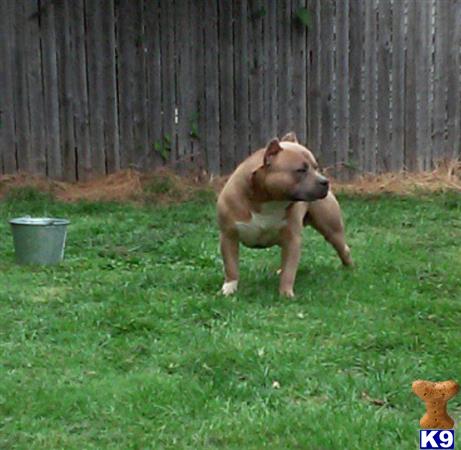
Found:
295,7 -> 312,28
153,134 -> 172,161
144,176 -> 175,195
5,186 -> 54,204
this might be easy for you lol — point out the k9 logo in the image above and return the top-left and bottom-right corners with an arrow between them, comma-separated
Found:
420,430 -> 455,449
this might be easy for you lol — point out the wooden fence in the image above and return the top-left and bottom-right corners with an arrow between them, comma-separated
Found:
1,0 -> 460,181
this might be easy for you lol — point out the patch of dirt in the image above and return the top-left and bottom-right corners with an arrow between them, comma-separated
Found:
0,160 -> 459,203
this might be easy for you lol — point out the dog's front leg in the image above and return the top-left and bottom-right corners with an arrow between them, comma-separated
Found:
279,231 -> 301,298
220,232 -> 239,296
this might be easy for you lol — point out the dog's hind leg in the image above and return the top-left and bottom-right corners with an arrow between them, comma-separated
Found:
304,192 -> 353,266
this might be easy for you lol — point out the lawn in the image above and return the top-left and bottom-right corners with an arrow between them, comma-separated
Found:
0,187 -> 460,449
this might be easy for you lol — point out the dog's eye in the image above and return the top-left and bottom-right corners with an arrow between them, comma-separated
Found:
296,166 -> 308,174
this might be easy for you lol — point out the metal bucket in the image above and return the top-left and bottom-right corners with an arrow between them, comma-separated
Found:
9,217 -> 70,265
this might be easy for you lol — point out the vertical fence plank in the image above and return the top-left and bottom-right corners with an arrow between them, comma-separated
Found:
405,0 -> 418,171
234,0 -> 250,163
175,0 -> 193,171
190,1 -> 206,171
319,0 -> 335,172
277,0 -> 293,136
102,0 -> 120,173
307,0 -> 321,155
264,0 -> 278,139
391,0 -> 405,172
291,0 -> 307,143
25,1 -> 46,174
204,0 -> 220,173
219,0 -> 235,173
0,0 -> 17,173
377,0 -> 392,172
41,1 -> 62,179
118,0 -> 147,170
132,1 -> 148,170
70,0 -> 91,180
14,2 -> 33,172
159,0 -> 176,167
248,1 -> 265,151
363,0 -> 378,173
117,0 -> 137,169
145,1 -> 162,169
259,1 -> 270,146
432,0 -> 449,164
55,1 -> 76,181
446,0 -> 461,161
348,0 -> 363,176
85,1 -> 106,175
415,0 -> 432,170
335,0 -> 349,178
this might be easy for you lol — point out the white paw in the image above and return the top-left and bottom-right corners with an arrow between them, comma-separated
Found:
221,280 -> 238,296
279,288 -> 295,298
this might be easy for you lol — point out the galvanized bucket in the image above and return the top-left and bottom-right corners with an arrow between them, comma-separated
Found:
9,217 -> 70,265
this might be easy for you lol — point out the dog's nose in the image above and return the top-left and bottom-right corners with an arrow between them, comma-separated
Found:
319,176 -> 329,187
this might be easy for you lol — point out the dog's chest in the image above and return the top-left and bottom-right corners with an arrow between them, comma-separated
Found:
236,202 -> 290,248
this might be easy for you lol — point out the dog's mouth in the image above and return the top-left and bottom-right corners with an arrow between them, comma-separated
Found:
291,186 -> 329,202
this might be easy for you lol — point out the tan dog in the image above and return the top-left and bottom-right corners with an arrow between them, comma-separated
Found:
217,132 -> 352,298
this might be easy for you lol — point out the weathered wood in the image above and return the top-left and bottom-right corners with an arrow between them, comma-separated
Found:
24,1 -> 45,174
319,0 -> 335,172
219,0 -> 235,173
117,0 -> 147,170
204,0 -> 220,173
277,0 -> 293,137
41,1 -> 62,179
259,2 -> 270,146
175,0 -> 192,171
307,0 -> 322,156
405,0 -> 418,171
432,0 -> 449,164
377,0 -> 391,172
415,0 -> 432,170
335,0 -> 349,178
85,0 -> 106,175
446,0 -> 461,160
2,0 -> 461,179
145,0 -> 162,169
264,0 -> 278,139
70,0 -> 92,180
131,1 -> 148,170
13,1 -> 33,172
55,0 -> 76,181
0,0 -> 17,173
291,0 -> 308,144
190,0 -> 206,171
234,0 -> 250,163
363,0 -> 378,173
248,0 -> 265,152
391,0 -> 405,172
348,0 -> 363,176
117,0 -> 136,169
159,0 -> 176,167
101,0 -> 120,173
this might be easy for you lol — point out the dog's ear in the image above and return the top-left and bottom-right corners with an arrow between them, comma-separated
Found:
263,138 -> 283,166
281,131 -> 298,143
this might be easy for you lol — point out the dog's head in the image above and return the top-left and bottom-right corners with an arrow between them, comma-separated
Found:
252,132 -> 329,202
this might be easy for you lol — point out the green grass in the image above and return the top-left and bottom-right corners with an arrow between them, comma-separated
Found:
0,188 -> 460,449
